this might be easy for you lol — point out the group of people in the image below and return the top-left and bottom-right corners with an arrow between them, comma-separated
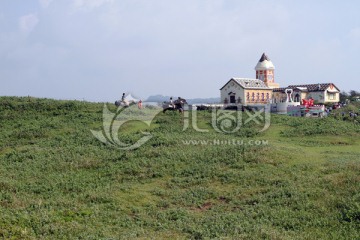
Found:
340,111 -> 358,118
163,96 -> 187,113
118,93 -> 186,112
168,96 -> 185,108
120,93 -> 142,109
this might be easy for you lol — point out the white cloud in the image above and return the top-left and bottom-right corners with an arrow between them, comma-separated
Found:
72,0 -> 114,10
2,0 -> 359,100
18,14 -> 39,34
348,27 -> 360,42
39,0 -> 53,8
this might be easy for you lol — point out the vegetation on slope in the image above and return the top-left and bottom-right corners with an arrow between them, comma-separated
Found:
0,96 -> 360,239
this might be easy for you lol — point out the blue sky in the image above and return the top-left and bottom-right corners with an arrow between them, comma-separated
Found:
1,0 -> 360,101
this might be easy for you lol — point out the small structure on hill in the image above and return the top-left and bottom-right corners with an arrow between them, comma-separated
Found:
288,96 -> 323,117
287,104 -> 325,118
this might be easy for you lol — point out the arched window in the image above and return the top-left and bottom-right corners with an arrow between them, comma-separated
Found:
251,93 -> 255,101
247,92 -> 250,101
261,93 -> 265,101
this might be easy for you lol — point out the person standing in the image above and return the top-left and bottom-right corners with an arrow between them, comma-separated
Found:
176,97 -> 184,112
170,97 -> 174,108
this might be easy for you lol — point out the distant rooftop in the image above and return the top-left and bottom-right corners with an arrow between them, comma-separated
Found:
273,83 -> 340,92
226,78 -> 271,90
259,53 -> 270,62
288,83 -> 338,92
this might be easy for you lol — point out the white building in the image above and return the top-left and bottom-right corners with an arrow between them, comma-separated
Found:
220,78 -> 272,106
273,83 -> 340,104
220,53 -> 341,107
220,53 -> 277,106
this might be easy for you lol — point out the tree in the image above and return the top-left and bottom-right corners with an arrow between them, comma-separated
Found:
349,90 -> 360,102
349,90 -> 360,97
340,91 -> 349,103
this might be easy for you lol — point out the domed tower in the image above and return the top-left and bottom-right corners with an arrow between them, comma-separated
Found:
255,53 -> 279,89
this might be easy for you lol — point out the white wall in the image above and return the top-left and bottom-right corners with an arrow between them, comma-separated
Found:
220,80 -> 245,104
324,88 -> 340,102
307,91 -> 325,103
272,102 -> 301,113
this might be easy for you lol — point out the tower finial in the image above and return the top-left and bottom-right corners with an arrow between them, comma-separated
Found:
255,53 -> 274,70
259,53 -> 270,62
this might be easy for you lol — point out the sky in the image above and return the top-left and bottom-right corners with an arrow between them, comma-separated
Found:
1,0 -> 360,102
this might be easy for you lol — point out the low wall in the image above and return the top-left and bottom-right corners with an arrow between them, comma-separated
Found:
271,102 -> 301,114
287,105 -> 325,117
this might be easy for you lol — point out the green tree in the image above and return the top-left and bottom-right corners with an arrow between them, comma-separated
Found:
349,90 -> 360,102
340,91 -> 349,103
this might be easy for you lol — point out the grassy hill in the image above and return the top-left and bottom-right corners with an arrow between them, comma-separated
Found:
0,96 -> 360,239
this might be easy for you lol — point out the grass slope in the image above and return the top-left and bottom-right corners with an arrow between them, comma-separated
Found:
0,97 -> 360,239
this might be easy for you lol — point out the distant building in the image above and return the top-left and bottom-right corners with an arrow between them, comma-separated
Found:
220,53 -> 340,106
220,78 -> 272,105
273,83 -> 340,104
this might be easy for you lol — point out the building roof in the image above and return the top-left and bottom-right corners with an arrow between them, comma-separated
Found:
220,78 -> 271,90
254,53 -> 275,70
272,87 -> 286,92
259,53 -> 270,62
273,83 -> 340,93
288,83 -> 340,92
294,87 -> 308,92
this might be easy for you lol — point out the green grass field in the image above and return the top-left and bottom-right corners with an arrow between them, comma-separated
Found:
0,96 -> 360,239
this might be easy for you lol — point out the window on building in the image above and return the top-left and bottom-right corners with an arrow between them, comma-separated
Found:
261,93 -> 265,101
329,93 -> 335,100
251,93 -> 255,101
